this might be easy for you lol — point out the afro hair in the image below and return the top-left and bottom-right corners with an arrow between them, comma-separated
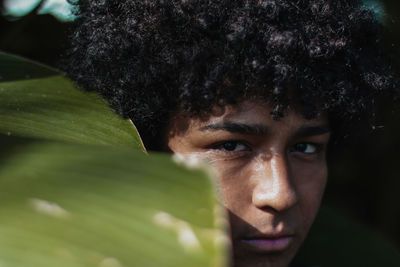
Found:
66,0 -> 399,150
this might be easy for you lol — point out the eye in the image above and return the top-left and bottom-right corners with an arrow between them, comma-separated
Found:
291,143 -> 322,154
213,141 -> 249,152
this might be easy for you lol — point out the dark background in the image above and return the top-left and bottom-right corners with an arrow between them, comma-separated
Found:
1,0 -> 399,250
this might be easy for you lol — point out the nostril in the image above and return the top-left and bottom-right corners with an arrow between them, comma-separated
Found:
252,183 -> 298,212
259,205 -> 279,214
251,155 -> 298,212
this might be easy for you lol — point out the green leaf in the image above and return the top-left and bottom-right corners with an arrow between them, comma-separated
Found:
0,52 -> 144,150
0,141 -> 229,267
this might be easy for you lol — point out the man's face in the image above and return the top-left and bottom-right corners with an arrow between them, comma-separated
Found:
167,101 -> 330,267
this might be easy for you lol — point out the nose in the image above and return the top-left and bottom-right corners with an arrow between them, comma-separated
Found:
251,154 -> 298,212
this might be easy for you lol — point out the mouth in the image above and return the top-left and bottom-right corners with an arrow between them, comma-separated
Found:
239,234 -> 294,252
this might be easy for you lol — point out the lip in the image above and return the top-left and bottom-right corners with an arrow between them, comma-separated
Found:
240,235 -> 293,252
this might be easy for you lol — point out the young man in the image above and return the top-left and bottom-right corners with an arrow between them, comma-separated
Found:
66,0 -> 398,266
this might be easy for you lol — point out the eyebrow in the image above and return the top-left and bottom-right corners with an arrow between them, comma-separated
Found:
199,122 -> 268,135
200,122 -> 330,137
294,125 -> 330,138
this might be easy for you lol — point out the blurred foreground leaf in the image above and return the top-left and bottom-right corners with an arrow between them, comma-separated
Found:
0,53 -> 144,150
0,141 -> 228,267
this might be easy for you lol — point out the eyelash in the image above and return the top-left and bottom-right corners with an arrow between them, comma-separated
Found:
210,140 -> 250,153
289,142 -> 324,154
210,141 -> 324,155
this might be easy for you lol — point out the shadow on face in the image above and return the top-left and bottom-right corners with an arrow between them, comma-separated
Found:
168,100 -> 330,267
226,211 -> 311,267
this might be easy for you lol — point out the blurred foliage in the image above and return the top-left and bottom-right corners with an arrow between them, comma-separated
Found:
0,53 -> 144,149
0,52 -> 228,266
0,0 -> 71,66
0,140 -> 227,267
363,0 -> 385,22
0,0 -> 399,261
2,0 -> 75,21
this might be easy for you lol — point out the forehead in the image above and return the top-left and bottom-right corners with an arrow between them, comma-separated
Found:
168,100 -> 328,136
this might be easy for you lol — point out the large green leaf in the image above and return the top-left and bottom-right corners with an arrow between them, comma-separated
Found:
0,140 -> 229,267
0,52 -> 144,150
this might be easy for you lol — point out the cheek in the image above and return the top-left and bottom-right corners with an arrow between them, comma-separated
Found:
207,157 -> 253,211
294,161 -> 328,230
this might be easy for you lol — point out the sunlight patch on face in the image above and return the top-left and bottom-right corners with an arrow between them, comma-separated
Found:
253,156 -> 281,201
172,152 -> 224,202
173,151 -> 228,167
172,152 -> 221,185
253,157 -> 266,173
172,152 -> 205,169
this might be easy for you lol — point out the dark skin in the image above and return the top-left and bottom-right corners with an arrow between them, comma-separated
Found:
168,100 -> 330,267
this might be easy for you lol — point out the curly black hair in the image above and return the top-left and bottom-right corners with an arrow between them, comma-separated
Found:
65,0 -> 399,150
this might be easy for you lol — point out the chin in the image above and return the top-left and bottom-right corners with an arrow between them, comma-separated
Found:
232,253 -> 294,267
230,234 -> 302,267
232,245 -> 299,267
